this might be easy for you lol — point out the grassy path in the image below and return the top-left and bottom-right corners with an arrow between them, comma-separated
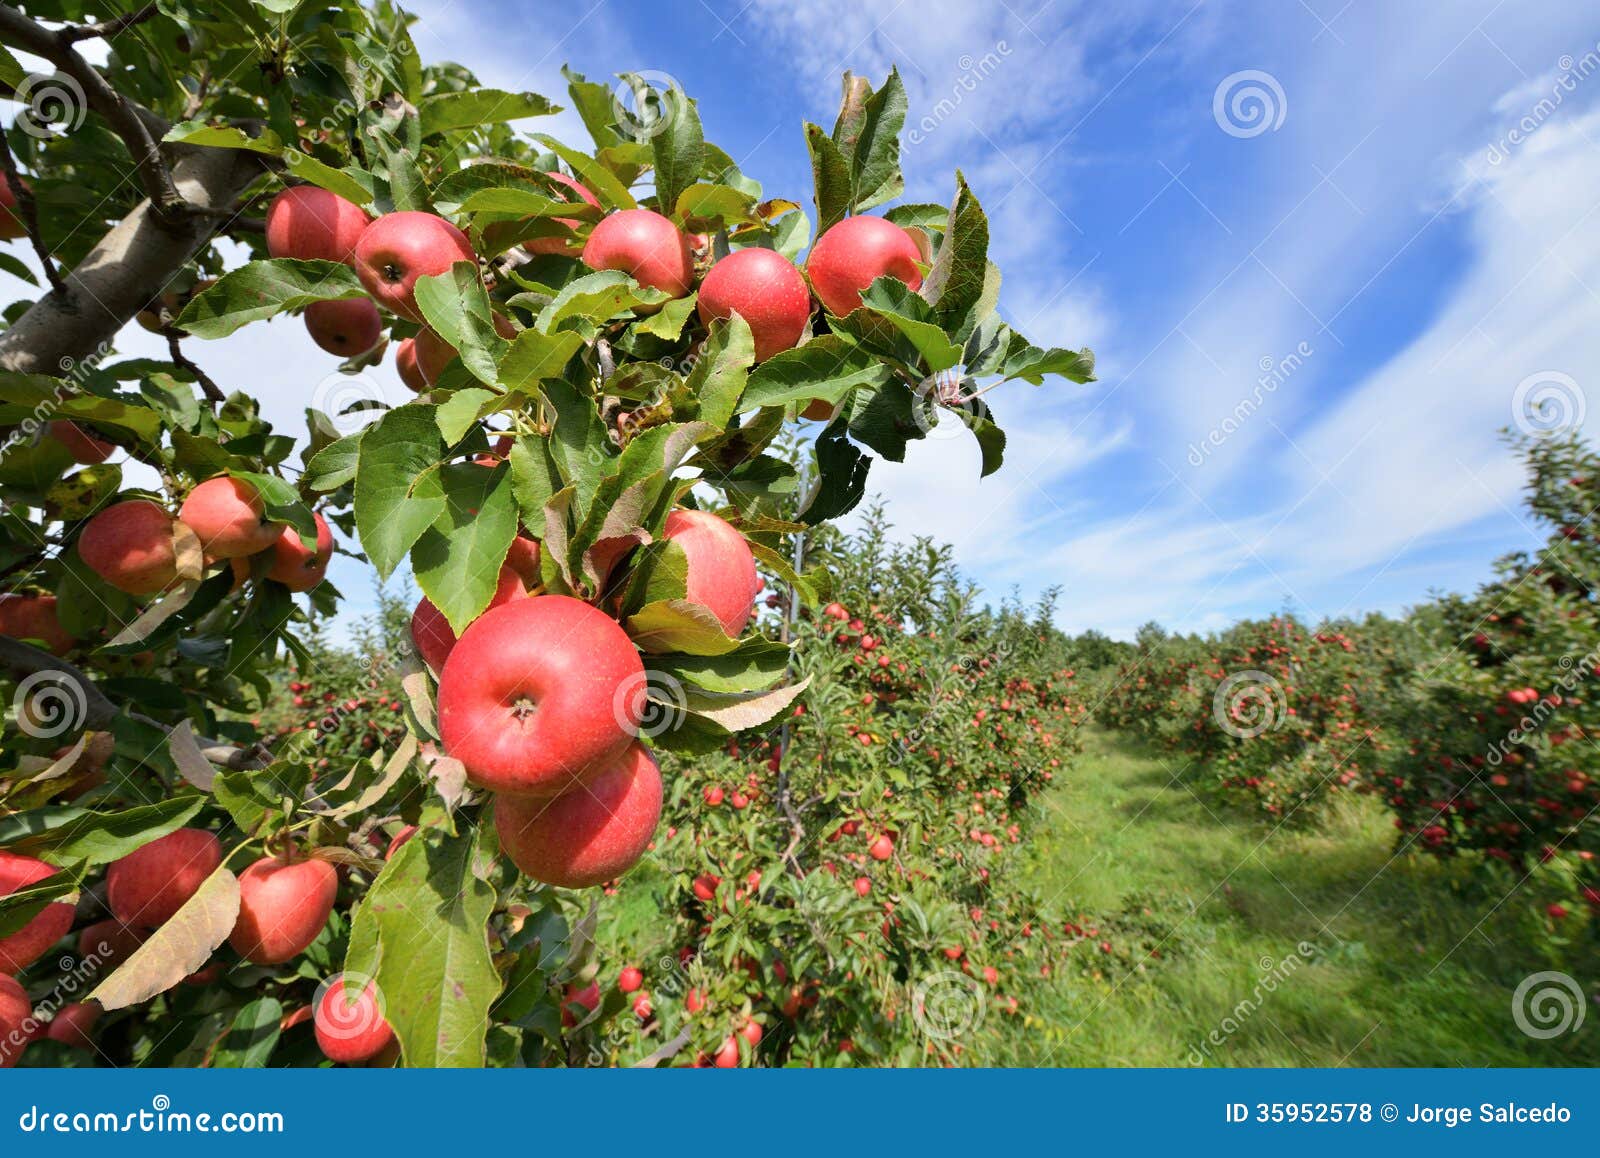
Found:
1007,728 -> 1599,1066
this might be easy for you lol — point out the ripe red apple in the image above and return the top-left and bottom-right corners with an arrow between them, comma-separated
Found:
0,174 -> 29,240
47,420 -> 114,463
45,1002 -> 99,1049
0,975 -> 31,1068
76,918 -> 146,971
412,313 -> 517,385
314,978 -> 394,1064
495,742 -> 662,887
409,552 -> 533,672
560,981 -> 600,1028
525,171 -> 600,256
703,785 -> 724,807
78,500 -> 179,595
504,534 -> 541,588
868,833 -> 894,861
0,852 -> 74,973
394,337 -> 427,392
697,248 -> 810,361
0,593 -> 73,655
106,828 -> 223,928
713,1034 -> 740,1068
354,211 -> 476,321
265,511 -> 333,592
618,966 -> 643,993
228,854 -> 338,965
853,876 -> 872,897
438,594 -> 646,797
180,476 -> 282,560
806,215 -> 923,317
691,873 -> 721,902
581,209 -> 693,297
661,508 -> 759,638
265,186 -> 372,265
304,298 -> 382,357
740,1019 -> 762,1046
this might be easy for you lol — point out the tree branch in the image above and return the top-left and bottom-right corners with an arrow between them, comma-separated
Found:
0,635 -> 268,770
164,330 -> 224,403
61,3 -> 159,43
0,126 -> 63,293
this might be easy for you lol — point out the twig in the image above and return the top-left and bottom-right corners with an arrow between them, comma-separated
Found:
0,3 -> 185,225
164,330 -> 224,403
0,635 -> 267,769
0,127 -> 63,293
60,3 -> 158,43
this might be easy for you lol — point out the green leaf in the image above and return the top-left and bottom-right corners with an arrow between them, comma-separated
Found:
535,270 -> 666,334
230,469 -> 317,549
345,825 -> 502,1068
353,405 -> 448,578
682,314 -> 754,429
163,121 -> 285,155
1002,344 -> 1097,385
175,260 -> 367,340
0,798 -> 203,865
806,124 -> 852,235
437,388 -> 498,444
964,408 -> 1007,477
420,89 -> 559,137
282,150 -> 374,207
212,998 -> 283,1068
533,134 -> 637,210
498,329 -> 584,394
414,263 -> 505,384
802,423 -> 870,524
562,65 -> 625,151
509,436 -> 562,540
633,294 -> 697,341
541,378 -> 611,506
920,172 -> 990,330
642,80 -> 703,213
656,637 -> 793,693
680,677 -> 811,733
847,378 -> 919,462
675,183 -> 756,231
858,278 -> 962,371
411,461 -> 518,635
304,430 -> 364,492
624,599 -> 742,655
837,68 -> 907,212
738,337 -> 893,413
458,188 -> 602,218
0,864 -> 82,938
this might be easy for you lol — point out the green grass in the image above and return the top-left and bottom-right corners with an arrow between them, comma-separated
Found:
1006,728 -> 1600,1066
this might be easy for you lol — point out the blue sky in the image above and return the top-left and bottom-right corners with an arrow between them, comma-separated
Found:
14,0 -> 1600,640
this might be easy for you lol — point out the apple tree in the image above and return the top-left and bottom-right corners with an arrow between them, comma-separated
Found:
0,0 -> 1094,1067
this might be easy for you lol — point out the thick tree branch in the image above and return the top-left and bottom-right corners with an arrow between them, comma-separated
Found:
0,635 -> 268,770
0,3 -> 184,223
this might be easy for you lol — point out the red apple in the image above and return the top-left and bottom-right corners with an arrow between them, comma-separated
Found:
438,595 -> 646,797
714,1034 -> 740,1068
560,981 -> 600,1028
0,852 -> 74,973
180,476 -> 281,560
75,918 -> 146,971
0,173 -> 28,240
106,828 -> 223,928
525,171 -> 601,256
697,248 -> 810,361
412,313 -> 517,385
581,209 -> 693,297
495,742 -> 662,887
228,854 -> 338,965
265,186 -> 372,265
354,211 -> 476,321
703,785 -> 724,807
618,966 -> 643,993
47,420 -> 114,463
806,215 -> 923,317
394,337 -> 427,393
853,876 -> 871,897
265,511 -> 333,592
504,535 -> 542,589
77,500 -> 179,595
409,552 -> 533,672
0,593 -> 73,655
868,833 -> 894,861
45,1002 -> 98,1049
0,975 -> 31,1068
661,508 -> 759,638
692,873 -> 720,902
314,978 -> 394,1064
304,298 -> 382,357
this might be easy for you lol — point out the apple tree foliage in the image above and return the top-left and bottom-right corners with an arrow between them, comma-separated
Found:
0,0 -> 1097,1066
